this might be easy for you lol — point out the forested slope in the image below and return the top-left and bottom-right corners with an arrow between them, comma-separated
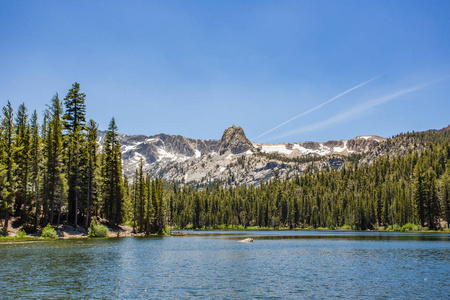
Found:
166,130 -> 450,230
1,82 -> 449,234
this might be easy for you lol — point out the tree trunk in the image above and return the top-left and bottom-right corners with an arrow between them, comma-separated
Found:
133,182 -> 137,233
85,166 -> 91,229
34,179 -> 39,231
3,210 -> 9,232
74,138 -> 79,230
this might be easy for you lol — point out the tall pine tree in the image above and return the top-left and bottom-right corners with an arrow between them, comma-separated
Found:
1,101 -> 16,230
43,95 -> 66,224
14,103 -> 31,217
63,82 -> 86,228
102,118 -> 124,225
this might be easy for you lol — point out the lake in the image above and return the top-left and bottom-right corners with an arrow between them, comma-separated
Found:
1,231 -> 449,299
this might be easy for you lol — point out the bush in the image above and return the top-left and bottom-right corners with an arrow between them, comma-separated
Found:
340,224 -> 352,231
88,221 -> 109,237
123,220 -> 134,227
386,224 -> 400,231
400,223 -> 422,232
15,229 -> 26,238
306,225 -> 315,230
41,224 -> 57,238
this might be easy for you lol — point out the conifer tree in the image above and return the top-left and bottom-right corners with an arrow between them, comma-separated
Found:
413,164 -> 425,226
145,172 -> 152,233
14,103 -> 31,217
1,101 -> 16,230
85,119 -> 99,228
63,82 -> 86,227
102,118 -> 124,225
29,111 -> 41,230
43,95 -> 66,224
439,171 -> 450,228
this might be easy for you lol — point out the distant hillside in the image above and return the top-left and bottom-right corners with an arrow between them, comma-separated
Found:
99,124 -> 450,187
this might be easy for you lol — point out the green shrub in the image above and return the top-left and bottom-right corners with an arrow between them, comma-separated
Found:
340,224 -> 352,231
162,225 -> 170,234
400,223 -> 422,232
246,226 -> 260,230
88,221 -> 109,237
123,220 -> 134,227
387,224 -> 400,231
41,224 -> 57,238
306,225 -> 315,230
15,229 -> 26,238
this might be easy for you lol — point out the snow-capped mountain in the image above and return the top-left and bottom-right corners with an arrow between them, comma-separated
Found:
99,125 -> 385,186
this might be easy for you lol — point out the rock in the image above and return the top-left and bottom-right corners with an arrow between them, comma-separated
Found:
218,125 -> 254,155
238,238 -> 253,243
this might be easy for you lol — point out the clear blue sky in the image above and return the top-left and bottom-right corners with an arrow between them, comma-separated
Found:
1,1 -> 449,143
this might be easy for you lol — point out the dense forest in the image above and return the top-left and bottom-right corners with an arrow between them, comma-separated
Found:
165,129 -> 450,231
168,142 -> 450,230
1,83 -> 450,235
0,83 -> 162,234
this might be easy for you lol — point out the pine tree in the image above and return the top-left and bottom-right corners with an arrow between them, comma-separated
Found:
63,82 -> 86,228
102,118 -> 124,225
1,101 -> 16,230
413,164 -> 425,226
85,119 -> 99,228
146,173 -> 152,233
29,111 -> 41,230
13,103 -> 31,217
43,95 -> 66,224
439,171 -> 450,228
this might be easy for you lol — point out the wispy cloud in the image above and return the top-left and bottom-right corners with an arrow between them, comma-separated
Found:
252,76 -> 380,141
271,83 -> 429,141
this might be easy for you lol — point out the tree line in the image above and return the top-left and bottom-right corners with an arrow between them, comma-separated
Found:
0,83 -> 125,233
167,136 -> 450,230
2,83 -> 449,233
1,83 -> 167,235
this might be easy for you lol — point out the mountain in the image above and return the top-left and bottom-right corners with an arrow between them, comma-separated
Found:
99,125 -> 387,186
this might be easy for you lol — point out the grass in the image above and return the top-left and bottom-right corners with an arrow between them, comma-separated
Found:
0,236 -> 42,242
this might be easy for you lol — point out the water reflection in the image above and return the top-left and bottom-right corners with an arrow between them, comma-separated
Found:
1,231 -> 449,299
184,230 -> 450,242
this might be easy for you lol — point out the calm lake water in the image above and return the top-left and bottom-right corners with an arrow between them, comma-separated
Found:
1,231 -> 449,299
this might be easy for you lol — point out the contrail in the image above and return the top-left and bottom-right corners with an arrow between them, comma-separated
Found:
252,75 -> 380,141
271,83 -> 428,141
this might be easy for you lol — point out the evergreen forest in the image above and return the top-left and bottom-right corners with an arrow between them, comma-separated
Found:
1,83 -> 450,235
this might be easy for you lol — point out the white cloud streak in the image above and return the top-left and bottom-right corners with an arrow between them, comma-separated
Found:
252,75 -> 380,141
271,83 -> 429,141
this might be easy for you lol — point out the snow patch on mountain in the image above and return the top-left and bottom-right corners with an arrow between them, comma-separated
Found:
102,126 -> 386,186
260,144 -> 292,155
333,141 -> 347,153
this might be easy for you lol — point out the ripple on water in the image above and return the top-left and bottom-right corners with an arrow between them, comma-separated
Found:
1,232 -> 449,299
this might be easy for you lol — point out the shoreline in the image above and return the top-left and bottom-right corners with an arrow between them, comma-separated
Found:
2,228 -> 449,243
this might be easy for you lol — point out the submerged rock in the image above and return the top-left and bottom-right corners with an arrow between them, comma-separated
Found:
238,238 -> 253,243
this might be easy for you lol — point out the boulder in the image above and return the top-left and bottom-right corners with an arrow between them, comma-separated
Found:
238,238 -> 253,243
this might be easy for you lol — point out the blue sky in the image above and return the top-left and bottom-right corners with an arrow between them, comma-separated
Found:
1,1 -> 449,143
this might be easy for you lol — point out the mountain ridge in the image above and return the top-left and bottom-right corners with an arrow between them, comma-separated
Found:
98,125 -> 393,186
97,124 -> 450,187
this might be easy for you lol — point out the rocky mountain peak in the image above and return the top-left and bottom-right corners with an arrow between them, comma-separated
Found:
438,125 -> 450,133
218,125 -> 254,155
